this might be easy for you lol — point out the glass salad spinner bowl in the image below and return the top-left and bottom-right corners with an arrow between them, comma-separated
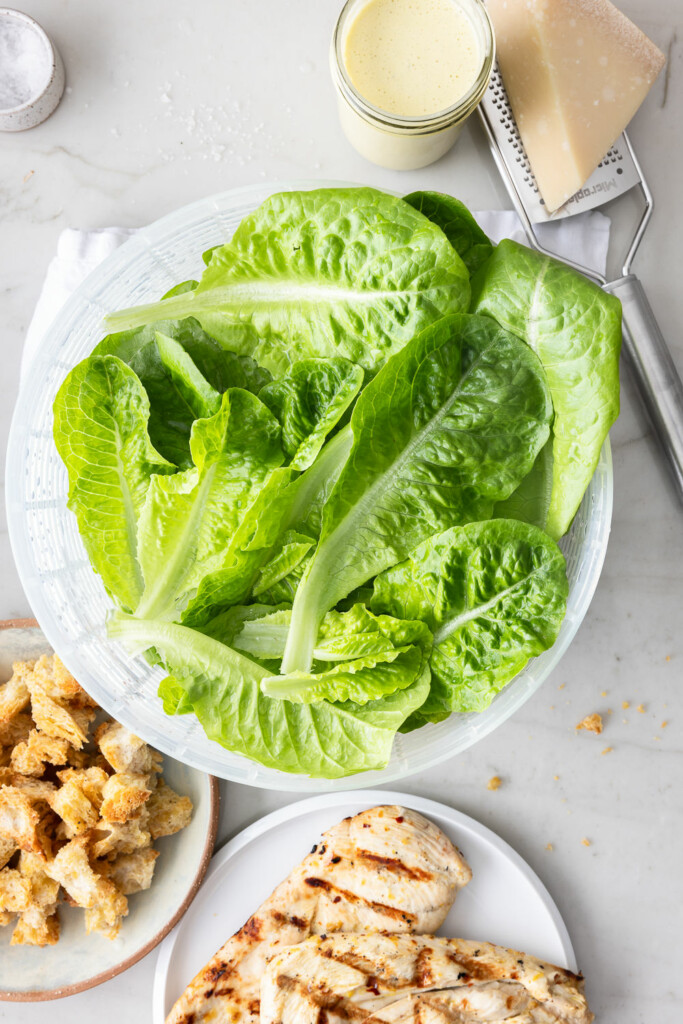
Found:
6,181 -> 613,791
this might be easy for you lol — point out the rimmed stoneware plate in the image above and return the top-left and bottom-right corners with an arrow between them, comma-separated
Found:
0,619 -> 220,1001
154,790 -> 578,1022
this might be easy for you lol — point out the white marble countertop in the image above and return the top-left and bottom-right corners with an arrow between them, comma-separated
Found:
1,1 -> 681,1021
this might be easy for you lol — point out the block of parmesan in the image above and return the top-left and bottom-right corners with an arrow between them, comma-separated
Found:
487,0 -> 665,211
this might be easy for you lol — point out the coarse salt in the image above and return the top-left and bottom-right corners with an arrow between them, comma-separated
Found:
0,16 -> 50,110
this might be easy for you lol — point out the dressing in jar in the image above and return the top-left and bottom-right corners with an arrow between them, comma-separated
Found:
330,0 -> 494,170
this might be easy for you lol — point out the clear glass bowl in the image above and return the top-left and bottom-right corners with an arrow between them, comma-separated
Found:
6,181 -> 613,792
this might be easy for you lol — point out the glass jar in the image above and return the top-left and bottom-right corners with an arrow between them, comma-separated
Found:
330,0 -> 495,171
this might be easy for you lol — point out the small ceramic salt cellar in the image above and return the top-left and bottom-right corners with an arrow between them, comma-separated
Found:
0,7 -> 65,131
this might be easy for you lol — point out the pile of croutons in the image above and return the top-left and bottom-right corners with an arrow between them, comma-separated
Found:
0,654 -> 193,946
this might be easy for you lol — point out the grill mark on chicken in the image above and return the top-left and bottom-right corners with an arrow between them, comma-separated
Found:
445,951 -> 498,983
260,935 -> 594,1024
304,877 -> 419,925
276,975 -> 368,1021
356,852 -> 433,881
166,806 -> 471,1024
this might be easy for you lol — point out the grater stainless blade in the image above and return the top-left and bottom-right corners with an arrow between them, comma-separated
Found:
477,64 -> 683,503
480,65 -> 641,226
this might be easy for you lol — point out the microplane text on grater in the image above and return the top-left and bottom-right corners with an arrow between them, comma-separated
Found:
479,63 -> 640,224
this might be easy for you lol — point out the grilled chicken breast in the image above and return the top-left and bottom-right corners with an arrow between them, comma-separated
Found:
166,806 -> 471,1024
261,933 -> 593,1024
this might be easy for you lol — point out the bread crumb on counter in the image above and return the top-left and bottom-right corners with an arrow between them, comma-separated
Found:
487,776 -> 502,791
622,701 -> 630,710
576,713 -> 603,735
581,838 -> 591,847
545,843 -> 554,852
637,704 -> 646,713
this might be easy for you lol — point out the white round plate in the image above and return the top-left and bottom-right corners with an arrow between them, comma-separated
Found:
6,179 -> 612,790
0,621 -> 220,1001
154,790 -> 577,1022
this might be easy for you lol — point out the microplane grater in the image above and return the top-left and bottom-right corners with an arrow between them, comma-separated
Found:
478,64 -> 683,502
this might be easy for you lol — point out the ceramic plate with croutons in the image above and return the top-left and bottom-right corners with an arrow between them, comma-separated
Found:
0,620 -> 219,1001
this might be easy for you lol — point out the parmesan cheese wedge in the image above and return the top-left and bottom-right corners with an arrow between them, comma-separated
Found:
487,0 -> 665,212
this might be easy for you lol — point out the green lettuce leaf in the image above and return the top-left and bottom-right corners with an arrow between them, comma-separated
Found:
232,602 -> 431,661
261,646 -> 426,705
94,318 -> 271,469
281,313 -> 553,675
103,188 -> 471,377
109,614 -> 430,779
251,531 -> 314,599
95,316 -> 271,397
372,519 -> 568,721
494,438 -> 554,531
404,191 -> 494,275
178,464 -> 297,627
471,239 -> 621,538
53,355 -> 174,612
134,389 -> 284,620
259,358 -> 364,470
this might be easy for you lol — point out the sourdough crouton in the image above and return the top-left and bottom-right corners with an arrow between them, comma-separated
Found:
0,670 -> 31,722
147,783 -> 193,840
16,851 -> 60,943
97,847 -> 159,895
11,905 -> 60,946
46,837 -> 128,926
95,721 -> 162,776
28,684 -> 95,749
0,834 -> 15,870
48,781 -> 99,837
0,868 -> 31,912
11,730 -> 69,776
9,776 -> 56,804
57,767 -> 109,810
30,655 -> 97,707
84,903 -> 124,940
65,746 -> 91,769
0,786 -> 42,853
87,818 -> 151,859
100,773 -> 152,823
0,713 -> 32,757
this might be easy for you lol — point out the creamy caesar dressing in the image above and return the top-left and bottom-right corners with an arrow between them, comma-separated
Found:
344,0 -> 482,117
330,0 -> 493,169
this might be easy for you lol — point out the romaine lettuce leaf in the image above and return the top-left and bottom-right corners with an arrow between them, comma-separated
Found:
261,646 -> 426,705
372,519 -> 568,721
494,438 -> 554,531
471,239 -> 621,538
134,388 -> 284,620
109,613 -> 430,779
404,190 -> 494,275
95,316 -> 271,397
104,188 -> 471,377
281,313 -> 553,675
53,355 -> 175,612
232,603 -> 427,660
251,531 -> 314,599
259,358 -> 363,470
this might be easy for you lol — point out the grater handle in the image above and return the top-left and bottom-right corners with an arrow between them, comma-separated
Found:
605,274 -> 683,501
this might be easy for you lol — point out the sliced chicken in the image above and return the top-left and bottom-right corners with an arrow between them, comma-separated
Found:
260,933 -> 593,1024
166,805 -> 471,1024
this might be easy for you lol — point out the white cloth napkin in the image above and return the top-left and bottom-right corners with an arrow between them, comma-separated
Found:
22,211 -> 611,381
